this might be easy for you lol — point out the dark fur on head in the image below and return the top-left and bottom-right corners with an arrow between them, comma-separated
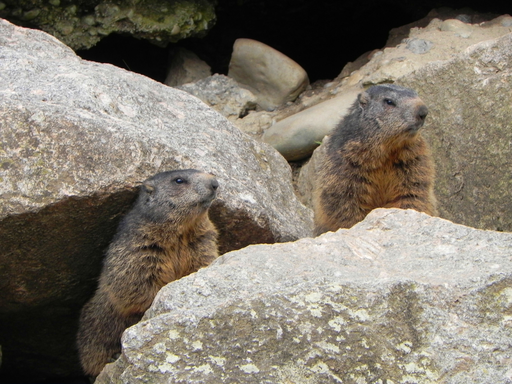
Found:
328,84 -> 429,168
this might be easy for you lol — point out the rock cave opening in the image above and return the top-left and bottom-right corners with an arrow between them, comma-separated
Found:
75,0 -> 510,84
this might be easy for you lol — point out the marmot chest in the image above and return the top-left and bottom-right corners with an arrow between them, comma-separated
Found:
140,229 -> 200,287
359,161 -> 408,210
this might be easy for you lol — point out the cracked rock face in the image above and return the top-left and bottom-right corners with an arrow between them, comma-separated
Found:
0,0 -> 216,50
97,208 -> 512,383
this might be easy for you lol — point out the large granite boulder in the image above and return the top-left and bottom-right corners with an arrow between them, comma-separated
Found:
97,208 -> 512,383
0,19 -> 312,382
0,0 -> 216,50
397,32 -> 512,232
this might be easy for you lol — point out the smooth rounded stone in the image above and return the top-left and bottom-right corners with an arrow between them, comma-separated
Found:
440,19 -> 474,38
177,74 -> 257,120
164,47 -> 211,87
262,88 -> 360,161
228,38 -> 309,111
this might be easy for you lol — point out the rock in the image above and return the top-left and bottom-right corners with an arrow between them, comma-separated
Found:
177,74 -> 257,120
398,31 -> 512,232
0,0 -> 216,50
0,19 -> 312,382
406,38 -> 434,54
262,87 -> 360,161
385,8 -> 499,47
228,38 -> 310,111
234,80 -> 340,140
96,209 -> 512,383
351,15 -> 512,86
337,50 -> 375,79
296,135 -> 330,207
440,18 -> 474,38
164,47 -> 211,87
232,110 -> 275,138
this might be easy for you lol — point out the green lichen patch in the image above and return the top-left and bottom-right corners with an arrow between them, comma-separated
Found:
0,0 -> 216,50
122,282 -> 442,383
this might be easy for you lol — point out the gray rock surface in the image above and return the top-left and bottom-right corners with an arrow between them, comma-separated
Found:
178,74 -> 257,120
0,19 -> 311,381
164,47 -> 211,87
0,0 -> 216,50
97,209 -> 512,383
357,16 -> 512,87
397,31 -> 512,232
406,38 -> 434,54
296,135 -> 329,207
228,38 -> 310,111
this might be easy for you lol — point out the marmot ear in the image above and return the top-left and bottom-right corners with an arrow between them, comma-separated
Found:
358,91 -> 369,107
142,182 -> 155,194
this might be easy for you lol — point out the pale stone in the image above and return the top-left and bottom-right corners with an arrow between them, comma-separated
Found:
440,18 -> 474,38
262,88 -> 360,161
228,38 -> 309,111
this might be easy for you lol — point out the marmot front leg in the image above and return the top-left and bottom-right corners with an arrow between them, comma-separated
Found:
389,156 -> 437,216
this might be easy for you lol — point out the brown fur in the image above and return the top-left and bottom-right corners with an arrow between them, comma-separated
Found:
313,84 -> 437,235
77,169 -> 219,376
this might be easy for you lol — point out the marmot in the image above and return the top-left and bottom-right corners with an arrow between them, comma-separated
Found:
77,169 -> 219,377
313,84 -> 437,235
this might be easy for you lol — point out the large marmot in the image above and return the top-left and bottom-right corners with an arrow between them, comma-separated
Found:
313,84 -> 437,235
77,169 -> 219,376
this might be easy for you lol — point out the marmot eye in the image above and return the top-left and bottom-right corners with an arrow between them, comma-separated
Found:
174,178 -> 185,184
384,98 -> 396,106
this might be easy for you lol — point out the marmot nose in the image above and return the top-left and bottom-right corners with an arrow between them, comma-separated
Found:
211,178 -> 219,190
417,104 -> 428,121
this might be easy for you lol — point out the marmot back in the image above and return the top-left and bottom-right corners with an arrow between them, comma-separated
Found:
313,84 -> 437,235
77,169 -> 219,377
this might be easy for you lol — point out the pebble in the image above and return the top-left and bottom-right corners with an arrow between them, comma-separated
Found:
262,88 -> 360,161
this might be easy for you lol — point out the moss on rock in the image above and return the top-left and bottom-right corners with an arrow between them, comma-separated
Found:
0,0 -> 216,49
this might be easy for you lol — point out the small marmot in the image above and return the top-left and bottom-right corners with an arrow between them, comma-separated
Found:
313,84 -> 437,235
77,169 -> 219,377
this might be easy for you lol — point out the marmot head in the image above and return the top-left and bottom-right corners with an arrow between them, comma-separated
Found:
138,169 -> 218,224
358,84 -> 428,141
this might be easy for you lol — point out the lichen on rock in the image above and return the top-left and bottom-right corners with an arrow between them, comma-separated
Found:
0,0 -> 216,50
